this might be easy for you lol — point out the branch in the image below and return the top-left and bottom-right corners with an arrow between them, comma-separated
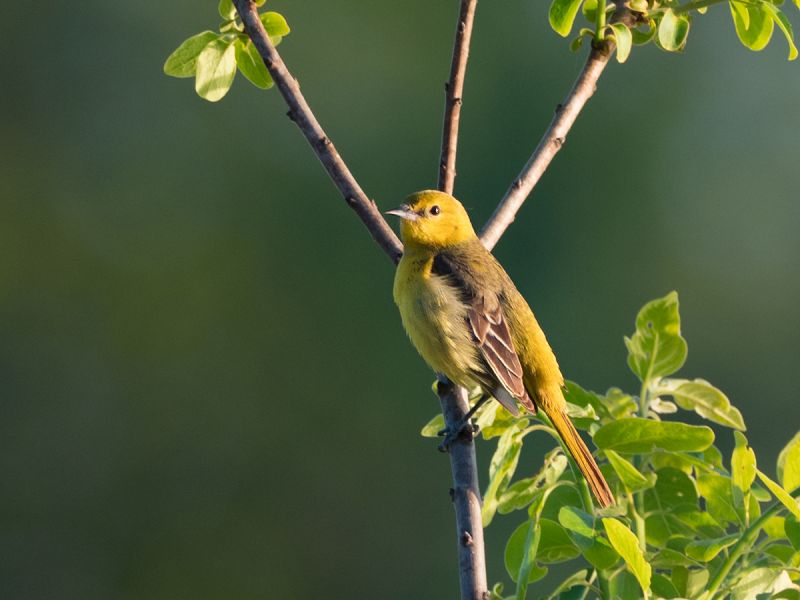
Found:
436,3 -> 489,599
479,44 -> 612,250
438,0 -> 479,195
232,0 -> 403,264
438,381 -> 489,600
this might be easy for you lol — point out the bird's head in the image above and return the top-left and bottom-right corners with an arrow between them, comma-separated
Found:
386,190 -> 477,249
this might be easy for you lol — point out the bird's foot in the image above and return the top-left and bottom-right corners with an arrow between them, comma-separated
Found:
437,419 -> 480,452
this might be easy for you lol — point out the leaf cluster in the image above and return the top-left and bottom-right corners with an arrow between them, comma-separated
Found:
550,0 -> 799,63
423,292 -> 800,599
163,0 -> 290,101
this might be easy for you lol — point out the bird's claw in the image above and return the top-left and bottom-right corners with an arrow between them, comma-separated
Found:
437,419 -> 480,452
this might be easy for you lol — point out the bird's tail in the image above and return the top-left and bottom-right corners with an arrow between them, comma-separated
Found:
548,406 -> 615,508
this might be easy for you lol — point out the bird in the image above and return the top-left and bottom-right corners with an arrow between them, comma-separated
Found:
387,189 -> 614,508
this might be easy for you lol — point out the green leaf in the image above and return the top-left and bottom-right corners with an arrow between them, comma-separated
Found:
603,518 -> 651,594
632,19 -> 657,45
684,534 -> 738,561
730,1 -> 774,51
729,568 -> 799,599
498,451 -> 568,514
164,31 -> 219,78
559,507 -> 620,570
195,39 -> 237,102
218,0 -> 236,20
605,449 -> 652,491
537,519 -> 581,563
764,515 -> 787,539
651,573 -> 681,599
261,11 -> 291,44
547,571 -> 592,600
625,292 -> 687,382
504,521 -> 548,586
698,472 -> 742,525
549,0 -> 585,37
610,23 -> 633,63
484,427 -> 523,526
420,413 -> 445,438
785,515 -> 800,550
582,0 -> 597,23
757,469 -> 800,520
602,388 -> 638,420
732,431 -> 757,493
658,9 -> 691,52
235,39 -> 274,89
657,378 -> 745,430
762,3 -> 799,60
645,468 -> 700,545
594,417 -> 714,453
778,432 -> 800,492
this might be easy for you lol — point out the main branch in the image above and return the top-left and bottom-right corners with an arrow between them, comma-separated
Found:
232,0 -> 403,264
438,0 -> 478,195
479,44 -> 612,250
436,2 -> 489,599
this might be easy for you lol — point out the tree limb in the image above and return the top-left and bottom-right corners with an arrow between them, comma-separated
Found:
436,3 -> 489,599
479,44 -> 612,250
438,0 -> 478,195
232,0 -> 403,264
438,382 -> 489,600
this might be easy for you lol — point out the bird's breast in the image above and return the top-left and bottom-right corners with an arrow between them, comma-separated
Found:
393,255 -> 481,386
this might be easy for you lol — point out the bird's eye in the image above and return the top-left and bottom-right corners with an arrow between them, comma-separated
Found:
430,205 -> 441,216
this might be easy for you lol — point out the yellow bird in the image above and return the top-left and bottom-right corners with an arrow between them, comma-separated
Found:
388,190 -> 614,508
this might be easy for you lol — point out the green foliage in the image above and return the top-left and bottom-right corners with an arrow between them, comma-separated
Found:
423,292 -> 800,599
164,3 -> 290,101
552,0 -> 800,62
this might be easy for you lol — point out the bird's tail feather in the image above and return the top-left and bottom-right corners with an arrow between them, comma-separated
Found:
548,407 -> 615,508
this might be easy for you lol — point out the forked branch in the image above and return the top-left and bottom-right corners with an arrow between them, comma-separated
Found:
438,0 -> 479,195
232,0 -> 403,264
480,44 -> 613,250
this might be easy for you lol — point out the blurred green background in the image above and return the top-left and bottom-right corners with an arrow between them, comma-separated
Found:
2,0 -> 799,597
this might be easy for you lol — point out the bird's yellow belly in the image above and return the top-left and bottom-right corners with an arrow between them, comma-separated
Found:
393,257 -> 482,388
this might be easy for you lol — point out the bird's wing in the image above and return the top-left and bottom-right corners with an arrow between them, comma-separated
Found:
433,250 -> 534,413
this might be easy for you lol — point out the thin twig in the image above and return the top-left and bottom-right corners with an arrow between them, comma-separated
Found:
479,44 -> 612,250
436,2 -> 488,598
438,382 -> 489,600
438,0 -> 478,195
232,0 -> 403,264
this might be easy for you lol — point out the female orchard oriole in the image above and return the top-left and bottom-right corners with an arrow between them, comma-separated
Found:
388,190 -> 614,508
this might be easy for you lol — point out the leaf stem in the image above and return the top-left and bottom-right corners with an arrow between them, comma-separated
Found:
596,0 -> 608,42
704,488 -> 800,599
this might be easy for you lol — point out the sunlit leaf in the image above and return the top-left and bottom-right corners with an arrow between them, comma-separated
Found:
605,449 -> 653,491
420,413 -> 445,438
757,469 -> 800,520
656,378 -> 745,430
218,0 -> 236,20
778,431 -> 800,492
730,1 -> 774,51
261,11 -> 291,44
164,31 -> 219,78
698,472 -> 741,525
235,39 -> 274,89
550,0 -> 586,37
625,291 -> 687,381
729,567 -> 799,599
658,9 -> 691,52
603,518 -> 651,594
594,417 -> 714,453
484,427 -> 524,526
762,3 -> 799,60
610,23 -> 633,62
684,534 -> 738,561
195,39 -> 237,102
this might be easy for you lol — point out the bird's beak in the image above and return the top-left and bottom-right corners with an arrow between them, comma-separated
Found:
385,204 -> 419,221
